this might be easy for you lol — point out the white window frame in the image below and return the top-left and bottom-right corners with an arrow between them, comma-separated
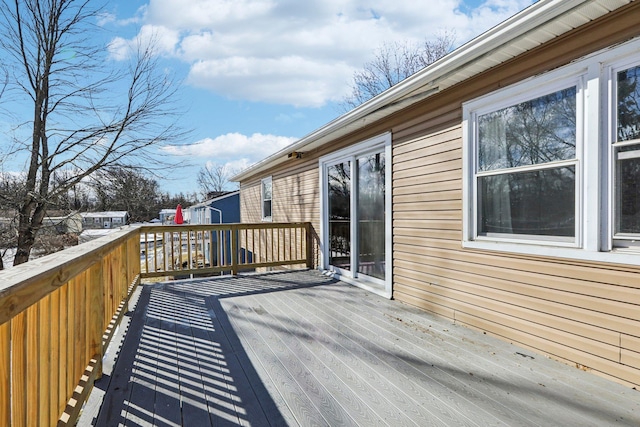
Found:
319,132 -> 392,299
261,176 -> 273,221
462,36 -> 640,266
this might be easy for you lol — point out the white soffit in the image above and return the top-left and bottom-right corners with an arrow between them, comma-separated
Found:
232,0 -> 633,182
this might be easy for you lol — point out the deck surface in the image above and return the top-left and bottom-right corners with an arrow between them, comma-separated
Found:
83,270 -> 640,426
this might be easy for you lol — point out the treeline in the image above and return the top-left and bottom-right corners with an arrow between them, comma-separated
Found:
1,166 -> 199,224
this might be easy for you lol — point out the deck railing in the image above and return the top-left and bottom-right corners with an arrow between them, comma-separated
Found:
0,222 -> 314,426
140,222 -> 313,278
0,227 -> 140,427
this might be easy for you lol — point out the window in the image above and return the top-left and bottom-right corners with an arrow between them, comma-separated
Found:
463,36 -> 640,264
467,78 -> 582,246
261,177 -> 272,221
477,87 -> 579,241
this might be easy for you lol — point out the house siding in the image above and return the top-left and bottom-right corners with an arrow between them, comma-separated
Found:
238,3 -> 640,388
392,122 -> 640,387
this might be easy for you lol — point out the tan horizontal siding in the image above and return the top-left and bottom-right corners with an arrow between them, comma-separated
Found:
394,282 -> 640,386
393,279 -> 622,361
273,165 -> 319,225
393,158 -> 460,181
394,245 -> 640,313
393,258 -> 640,337
394,169 -> 461,189
394,179 -> 461,195
240,181 -> 263,223
394,125 -> 461,156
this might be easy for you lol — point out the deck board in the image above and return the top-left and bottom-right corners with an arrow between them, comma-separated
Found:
84,270 -> 640,426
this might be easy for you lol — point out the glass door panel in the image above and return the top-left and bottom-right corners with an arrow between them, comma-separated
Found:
328,162 -> 351,271
357,153 -> 386,279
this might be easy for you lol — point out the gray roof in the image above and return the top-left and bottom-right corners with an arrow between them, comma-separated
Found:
80,211 -> 128,219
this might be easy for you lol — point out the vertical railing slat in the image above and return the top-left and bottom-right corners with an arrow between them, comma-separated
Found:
38,295 -> 51,426
26,305 -> 38,426
11,311 -> 26,427
231,224 -> 238,275
0,320 -> 10,427
144,232 -> 149,275
58,285 -> 69,418
89,262 -> 105,375
67,278 -> 76,400
49,289 -> 60,424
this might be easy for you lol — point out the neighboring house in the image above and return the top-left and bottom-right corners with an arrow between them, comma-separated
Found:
81,211 -> 129,229
188,191 -> 240,225
233,0 -> 640,388
42,213 -> 83,234
159,209 -> 176,224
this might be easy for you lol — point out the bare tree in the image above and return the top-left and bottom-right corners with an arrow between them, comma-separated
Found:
90,166 -> 162,223
0,172 -> 24,270
0,0 -> 186,266
341,31 -> 456,111
197,163 -> 238,199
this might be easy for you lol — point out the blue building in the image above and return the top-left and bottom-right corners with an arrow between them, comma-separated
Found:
188,191 -> 240,225
187,191 -> 242,268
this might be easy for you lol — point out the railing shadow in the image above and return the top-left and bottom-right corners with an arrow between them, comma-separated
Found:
91,270 -> 335,426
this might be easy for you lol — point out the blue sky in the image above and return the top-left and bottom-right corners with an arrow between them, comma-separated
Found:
1,0 -> 536,196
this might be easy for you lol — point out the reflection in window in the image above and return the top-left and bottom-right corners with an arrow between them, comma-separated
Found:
616,146 -> 640,234
617,66 -> 640,141
615,65 -> 640,237
328,162 -> 351,270
479,167 -> 575,237
357,154 -> 385,279
478,87 -> 576,171
476,87 -> 577,239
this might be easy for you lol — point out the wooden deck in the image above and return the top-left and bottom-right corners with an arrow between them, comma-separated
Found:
81,270 -> 640,426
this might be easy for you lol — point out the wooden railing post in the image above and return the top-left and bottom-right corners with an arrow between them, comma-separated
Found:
230,224 -> 238,276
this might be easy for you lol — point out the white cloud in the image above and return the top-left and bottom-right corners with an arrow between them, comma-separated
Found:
188,56 -> 352,107
97,12 -> 117,27
108,24 -> 180,60
161,132 -> 297,163
112,0 -> 536,107
276,112 -> 306,124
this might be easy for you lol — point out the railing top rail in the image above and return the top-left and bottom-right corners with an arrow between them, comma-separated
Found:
0,226 -> 140,325
139,222 -> 310,233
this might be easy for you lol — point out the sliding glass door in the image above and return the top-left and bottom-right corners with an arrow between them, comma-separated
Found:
321,133 -> 391,297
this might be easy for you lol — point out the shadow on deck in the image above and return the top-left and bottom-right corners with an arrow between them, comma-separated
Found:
82,270 -> 640,426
